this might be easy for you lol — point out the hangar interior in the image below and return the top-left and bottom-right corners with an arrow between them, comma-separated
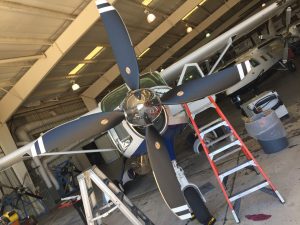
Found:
1,0 -> 300,224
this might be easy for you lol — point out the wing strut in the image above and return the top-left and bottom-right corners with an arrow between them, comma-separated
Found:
209,37 -> 233,74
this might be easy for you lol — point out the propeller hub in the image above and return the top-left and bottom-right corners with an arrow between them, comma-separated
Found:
122,89 -> 162,126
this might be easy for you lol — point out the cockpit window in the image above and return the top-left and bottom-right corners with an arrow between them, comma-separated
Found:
100,72 -> 167,112
249,58 -> 260,67
181,66 -> 203,84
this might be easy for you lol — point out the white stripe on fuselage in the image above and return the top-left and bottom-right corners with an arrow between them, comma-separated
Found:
245,60 -> 251,72
237,63 -> 245,80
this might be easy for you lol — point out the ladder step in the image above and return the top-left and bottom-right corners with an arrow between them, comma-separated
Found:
201,121 -> 227,137
200,118 -> 223,131
229,181 -> 269,202
209,140 -> 240,159
219,160 -> 255,182
207,133 -> 232,147
213,147 -> 241,162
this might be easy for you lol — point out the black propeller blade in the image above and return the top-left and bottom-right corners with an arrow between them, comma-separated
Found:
161,61 -> 250,105
96,0 -> 140,90
31,111 -> 124,156
145,126 -> 191,220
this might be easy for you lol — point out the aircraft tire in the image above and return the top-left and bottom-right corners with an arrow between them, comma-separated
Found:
183,186 -> 216,225
287,61 -> 296,72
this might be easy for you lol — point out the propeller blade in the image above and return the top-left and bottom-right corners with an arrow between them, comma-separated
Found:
286,7 -> 292,30
145,126 -> 191,220
268,19 -> 276,36
31,111 -> 124,156
96,0 -> 139,90
161,61 -> 250,105
282,41 -> 289,64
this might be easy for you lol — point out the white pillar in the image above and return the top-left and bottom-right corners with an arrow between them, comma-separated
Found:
0,123 -> 35,190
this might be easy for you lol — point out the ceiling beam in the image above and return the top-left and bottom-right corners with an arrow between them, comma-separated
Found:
0,0 -> 76,21
142,0 -> 240,73
0,37 -> 52,45
81,0 -> 208,110
0,55 -> 44,64
0,0 -> 118,123
183,0 -> 260,57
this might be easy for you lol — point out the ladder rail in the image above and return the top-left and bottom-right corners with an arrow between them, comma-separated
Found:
89,170 -> 143,225
183,96 -> 285,223
183,103 -> 236,213
77,166 -> 155,225
207,96 -> 278,192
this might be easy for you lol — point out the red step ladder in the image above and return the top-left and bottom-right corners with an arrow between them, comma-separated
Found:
183,96 -> 285,223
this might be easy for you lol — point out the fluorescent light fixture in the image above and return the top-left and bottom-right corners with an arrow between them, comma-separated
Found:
72,82 -> 80,91
199,0 -> 207,6
182,6 -> 198,20
84,46 -> 104,60
138,48 -> 150,58
142,0 -> 153,6
69,63 -> 85,75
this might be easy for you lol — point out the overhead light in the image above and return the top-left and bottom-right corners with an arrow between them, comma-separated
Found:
142,0 -> 153,6
71,81 -> 80,91
186,26 -> 193,33
182,6 -> 198,20
199,0 -> 207,6
262,3 -> 266,7
145,10 -> 156,23
69,63 -> 85,75
138,48 -> 150,58
84,46 -> 104,60
206,32 -> 211,38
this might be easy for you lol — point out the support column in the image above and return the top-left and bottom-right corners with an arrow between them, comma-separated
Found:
0,123 -> 35,191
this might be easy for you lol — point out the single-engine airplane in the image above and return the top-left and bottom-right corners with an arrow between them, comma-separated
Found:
0,0 -> 296,224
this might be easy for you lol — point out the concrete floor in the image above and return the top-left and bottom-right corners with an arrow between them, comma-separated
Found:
38,58 -> 300,225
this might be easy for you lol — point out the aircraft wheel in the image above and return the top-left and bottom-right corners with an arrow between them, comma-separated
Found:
287,61 -> 296,72
183,186 -> 216,225
231,95 -> 242,109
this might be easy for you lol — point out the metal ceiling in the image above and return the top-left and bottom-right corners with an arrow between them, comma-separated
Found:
0,0 -> 274,121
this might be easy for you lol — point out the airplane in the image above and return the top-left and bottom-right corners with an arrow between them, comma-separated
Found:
223,6 -> 300,105
0,0 -> 296,224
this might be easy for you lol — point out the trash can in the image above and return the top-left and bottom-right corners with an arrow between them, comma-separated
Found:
245,110 -> 288,154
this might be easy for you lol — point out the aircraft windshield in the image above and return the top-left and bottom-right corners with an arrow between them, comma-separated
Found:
101,72 -> 167,112
181,65 -> 203,84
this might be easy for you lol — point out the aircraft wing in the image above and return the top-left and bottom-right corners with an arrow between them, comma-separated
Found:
161,0 -> 296,84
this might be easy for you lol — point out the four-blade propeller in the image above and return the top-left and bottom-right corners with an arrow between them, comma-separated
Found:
95,0 -> 247,218
27,0 -> 249,219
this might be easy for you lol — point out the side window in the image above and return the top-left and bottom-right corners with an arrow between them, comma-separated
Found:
249,58 -> 260,67
260,55 -> 268,61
